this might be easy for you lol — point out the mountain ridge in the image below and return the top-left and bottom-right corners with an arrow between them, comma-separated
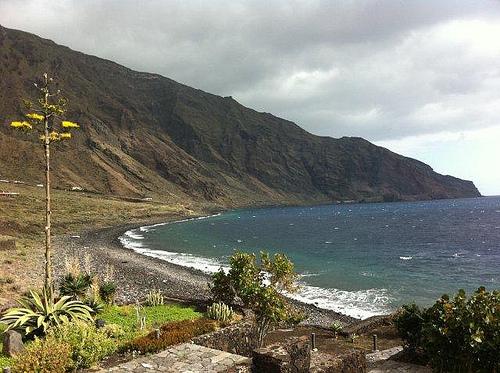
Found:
0,25 -> 480,207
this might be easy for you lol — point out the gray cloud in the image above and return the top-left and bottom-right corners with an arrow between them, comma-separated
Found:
1,0 -> 500,142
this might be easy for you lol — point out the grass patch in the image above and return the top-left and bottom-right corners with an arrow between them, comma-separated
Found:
99,304 -> 202,341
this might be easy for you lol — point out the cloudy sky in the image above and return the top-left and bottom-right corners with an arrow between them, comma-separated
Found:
1,0 -> 500,195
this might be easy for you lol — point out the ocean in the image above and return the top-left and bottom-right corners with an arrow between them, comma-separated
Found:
120,196 -> 500,319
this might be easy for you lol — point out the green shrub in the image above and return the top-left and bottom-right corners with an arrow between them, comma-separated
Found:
59,273 -> 92,299
206,302 -> 234,323
101,323 -> 126,339
330,321 -> 343,338
12,337 -> 72,373
99,281 -> 117,304
145,289 -> 164,306
48,321 -> 116,370
394,303 -> 424,352
395,287 -> 500,372
1,289 -> 93,337
126,318 -> 218,354
210,251 -> 299,346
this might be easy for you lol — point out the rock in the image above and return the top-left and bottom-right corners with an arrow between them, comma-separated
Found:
0,236 -> 16,251
252,336 -> 310,372
2,330 -> 24,357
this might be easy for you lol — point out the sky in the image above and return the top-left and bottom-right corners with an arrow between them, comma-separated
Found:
1,0 -> 499,195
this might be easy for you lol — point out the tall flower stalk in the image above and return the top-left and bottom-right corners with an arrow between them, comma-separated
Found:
10,73 -> 79,302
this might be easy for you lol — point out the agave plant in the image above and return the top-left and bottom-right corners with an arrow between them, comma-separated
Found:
59,273 -> 92,299
0,288 -> 93,336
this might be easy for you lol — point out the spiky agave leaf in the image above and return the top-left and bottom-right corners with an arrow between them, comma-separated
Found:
0,288 -> 94,336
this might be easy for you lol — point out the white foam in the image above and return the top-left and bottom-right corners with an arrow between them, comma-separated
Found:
288,283 -> 392,319
124,230 -> 144,240
132,247 -> 225,274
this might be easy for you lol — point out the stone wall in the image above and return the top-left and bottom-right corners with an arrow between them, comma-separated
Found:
191,321 -> 258,357
342,314 -> 394,336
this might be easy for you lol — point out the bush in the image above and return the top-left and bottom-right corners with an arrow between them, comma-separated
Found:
210,251 -> 299,346
330,321 -> 343,338
48,320 -> 116,370
12,337 -> 72,373
395,287 -> 500,372
101,323 -> 126,339
99,281 -> 117,304
394,303 -> 424,352
126,318 -> 218,354
206,302 -> 234,323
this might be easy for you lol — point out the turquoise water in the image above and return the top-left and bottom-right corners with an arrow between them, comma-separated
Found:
120,196 -> 500,319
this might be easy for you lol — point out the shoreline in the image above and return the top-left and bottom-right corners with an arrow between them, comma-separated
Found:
54,215 -> 359,327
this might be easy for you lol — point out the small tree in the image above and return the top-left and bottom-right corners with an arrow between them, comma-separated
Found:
9,73 -> 79,302
210,251 -> 299,346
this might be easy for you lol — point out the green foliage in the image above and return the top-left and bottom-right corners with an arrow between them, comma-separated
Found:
59,273 -> 92,299
48,321 -> 116,370
99,304 -> 201,335
84,297 -> 105,315
395,287 -> 500,372
210,269 -> 237,305
394,303 -> 424,352
99,281 -> 117,304
145,289 -> 164,306
210,251 -> 299,346
0,289 -> 93,337
12,337 -> 72,373
125,318 -> 218,354
0,353 -> 13,371
330,321 -> 343,337
206,302 -> 234,323
101,323 -> 126,339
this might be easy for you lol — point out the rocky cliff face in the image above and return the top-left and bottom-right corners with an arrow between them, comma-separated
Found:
0,26 -> 480,206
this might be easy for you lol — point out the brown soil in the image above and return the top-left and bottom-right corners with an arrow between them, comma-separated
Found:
264,324 -> 402,355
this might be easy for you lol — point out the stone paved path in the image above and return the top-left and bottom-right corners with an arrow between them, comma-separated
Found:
367,346 -> 431,373
97,343 -> 251,372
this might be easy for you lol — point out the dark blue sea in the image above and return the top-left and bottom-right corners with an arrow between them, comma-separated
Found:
120,196 -> 500,319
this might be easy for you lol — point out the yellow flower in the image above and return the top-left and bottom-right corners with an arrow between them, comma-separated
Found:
25,113 -> 44,121
11,121 -> 32,129
60,132 -> 72,139
62,121 -> 79,128
49,131 -> 60,141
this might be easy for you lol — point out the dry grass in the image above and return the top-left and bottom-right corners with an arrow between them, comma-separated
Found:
0,182 -> 198,306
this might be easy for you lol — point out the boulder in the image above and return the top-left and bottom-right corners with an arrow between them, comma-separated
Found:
252,336 -> 310,372
2,330 -> 24,357
0,236 -> 16,251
